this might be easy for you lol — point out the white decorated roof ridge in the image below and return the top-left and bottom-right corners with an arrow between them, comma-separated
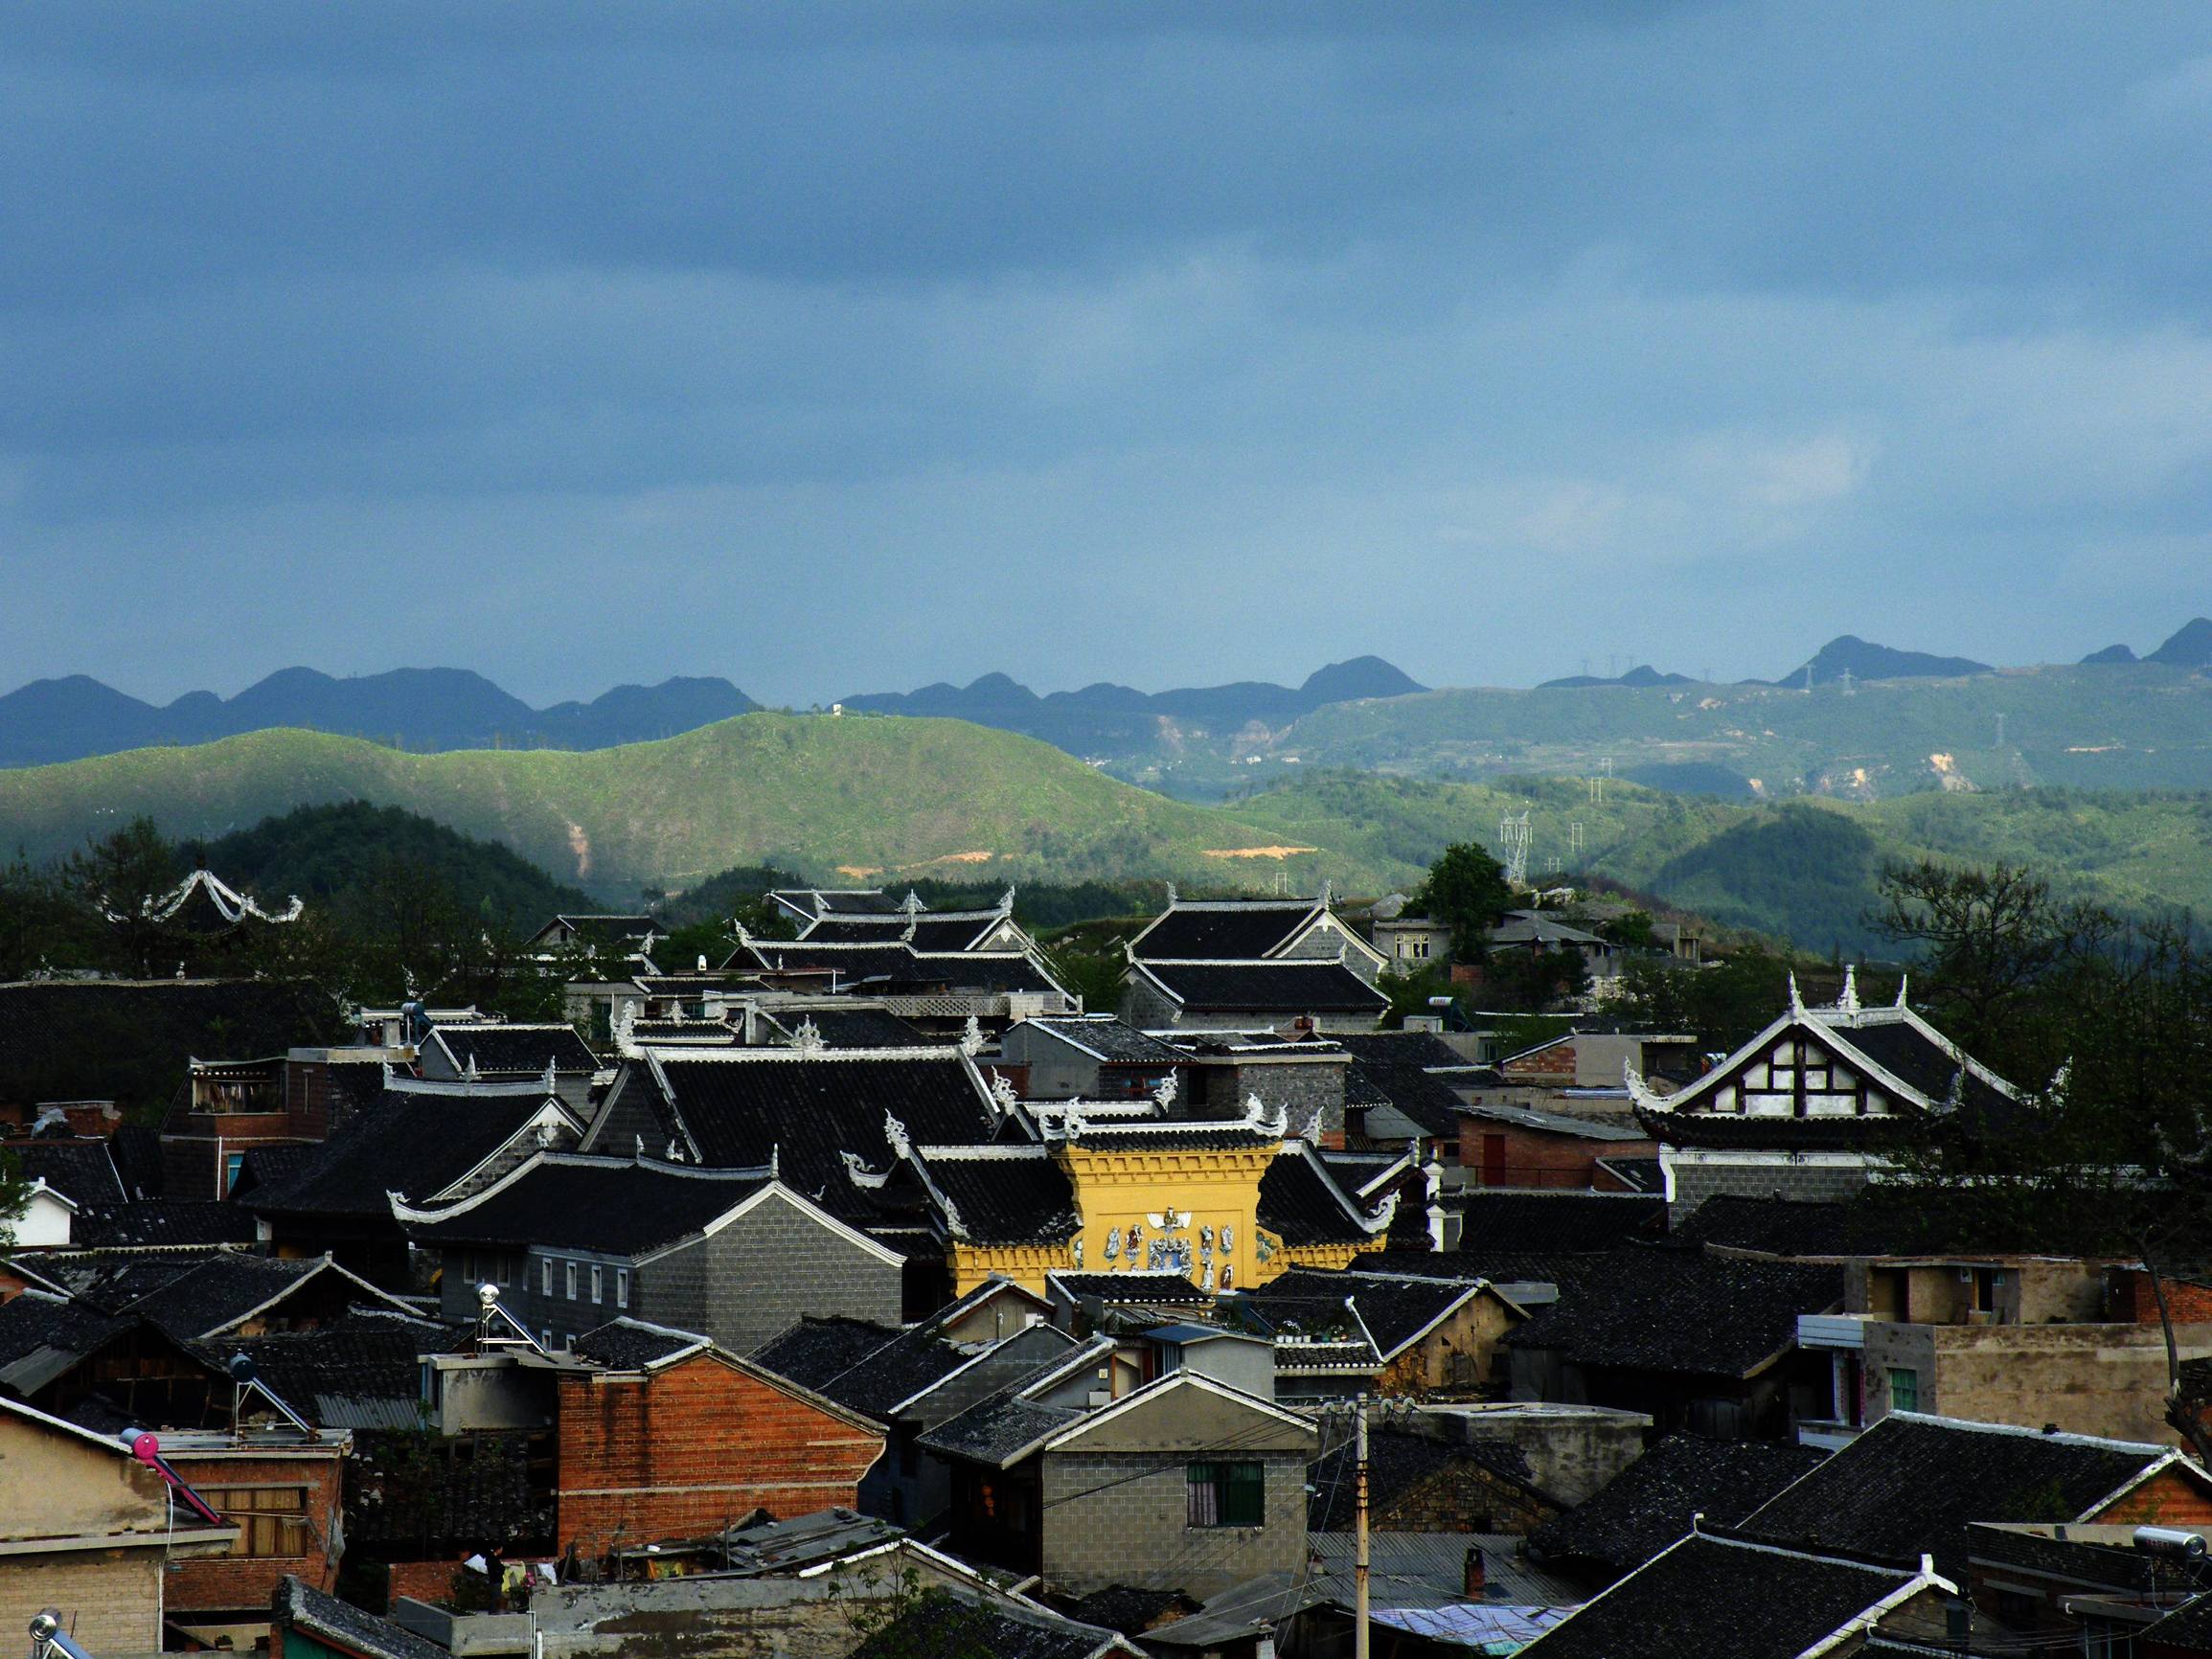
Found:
127,868 -> 305,926
1626,968 -> 2018,1116
387,1145 -> 780,1225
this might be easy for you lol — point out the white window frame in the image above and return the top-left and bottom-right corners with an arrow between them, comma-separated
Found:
541,1258 -> 554,1296
590,1264 -> 603,1305
616,1268 -> 629,1308
564,1261 -> 578,1301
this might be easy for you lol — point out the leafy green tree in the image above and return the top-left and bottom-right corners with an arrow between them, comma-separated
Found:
1410,842 -> 1513,963
63,816 -> 179,975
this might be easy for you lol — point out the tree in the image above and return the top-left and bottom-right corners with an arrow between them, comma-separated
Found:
1868,860 -> 2084,1062
1411,842 -> 1513,964
63,817 -> 179,976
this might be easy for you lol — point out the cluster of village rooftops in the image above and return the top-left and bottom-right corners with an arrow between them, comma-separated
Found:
8,879 -> 2212,1659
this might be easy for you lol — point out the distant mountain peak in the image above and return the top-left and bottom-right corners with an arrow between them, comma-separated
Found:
2080,642 -> 2138,665
1768,635 -> 1992,688
1298,656 -> 1426,701
1537,664 -> 1696,690
2146,617 -> 2212,668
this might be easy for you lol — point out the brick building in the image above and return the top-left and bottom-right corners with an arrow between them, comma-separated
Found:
553,1319 -> 885,1556
1455,1101 -> 1653,1191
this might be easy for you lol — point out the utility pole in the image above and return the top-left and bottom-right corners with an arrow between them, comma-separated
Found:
1355,1393 -> 1370,1659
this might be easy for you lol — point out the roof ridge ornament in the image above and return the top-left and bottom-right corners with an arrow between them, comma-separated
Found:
1165,882 -> 1178,907
901,888 -> 924,917
997,884 -> 1016,915
790,1016 -> 826,1056
1624,1057 -> 1672,1112
884,1110 -> 912,1162
1895,972 -> 1910,1010
1319,878 -> 1334,908
989,1071 -> 1019,1118
959,1014 -> 985,1057
1838,964 -> 1859,1015
1152,1072 -> 1178,1110
1788,971 -> 1805,1016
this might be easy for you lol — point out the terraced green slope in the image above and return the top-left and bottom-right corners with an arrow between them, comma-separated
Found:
0,715 -> 1375,898
1233,772 -> 2212,954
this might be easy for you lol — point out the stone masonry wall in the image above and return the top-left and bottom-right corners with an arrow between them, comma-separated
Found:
1038,1449 -> 1309,1599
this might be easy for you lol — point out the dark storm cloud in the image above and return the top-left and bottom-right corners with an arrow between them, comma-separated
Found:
2,3 -> 2209,703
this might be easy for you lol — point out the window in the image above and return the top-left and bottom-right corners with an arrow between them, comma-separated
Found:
541,1258 -> 554,1297
590,1264 -> 603,1305
200,1486 -> 308,1557
564,1261 -> 578,1301
223,1152 -> 245,1196
1187,1460 -> 1266,1528
1888,1367 -> 1920,1413
615,1269 -> 628,1308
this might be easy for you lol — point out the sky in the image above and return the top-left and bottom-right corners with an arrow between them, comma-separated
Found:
4,2 -> 2211,707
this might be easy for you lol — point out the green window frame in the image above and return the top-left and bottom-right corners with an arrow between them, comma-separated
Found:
1888,1367 -> 1920,1413
1187,1460 -> 1266,1528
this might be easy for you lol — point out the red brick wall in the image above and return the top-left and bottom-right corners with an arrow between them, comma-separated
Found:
1460,1123 -> 1654,1190
167,1451 -> 347,1614
2111,1270 -> 2212,1327
387,1558 -> 465,1606
555,1354 -> 883,1555
1499,1044 -> 1575,1085
2095,1466 -> 2212,1528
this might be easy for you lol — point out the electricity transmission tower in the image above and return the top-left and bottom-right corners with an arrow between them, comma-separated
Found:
1499,811 -> 1532,887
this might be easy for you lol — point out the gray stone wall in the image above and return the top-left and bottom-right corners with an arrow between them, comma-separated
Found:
1038,1448 -> 1310,1598
659,1195 -> 903,1355
1118,974 -> 1181,1030
1667,1158 -> 1870,1221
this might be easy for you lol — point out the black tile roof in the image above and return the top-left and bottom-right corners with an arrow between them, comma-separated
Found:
399,1156 -> 774,1257
274,1572 -> 451,1659
1310,1429 -> 1542,1529
103,1252 -> 359,1340
1738,1413 -> 2178,1585
648,1053 -> 998,1221
1258,1146 -> 1391,1247
1133,901 -> 1320,961
1842,1020 -> 2017,1125
229,1142 -> 319,1200
75,1199 -> 262,1247
349,1425 -> 550,1550
771,888 -> 901,920
1344,1058 -> 1466,1137
242,1086 -> 562,1217
750,1315 -> 970,1420
1351,1247 -> 1613,1297
1514,1532 -> 1925,1659
915,1148 -> 1078,1246
798,916 -> 912,943
1668,1194 -> 1975,1258
741,940 -> 1062,996
571,1316 -> 709,1370
1335,1031 -> 1476,1070
1596,1155 -> 1664,1194
550,915 -> 658,946
784,1007 -> 932,1048
1530,1434 -> 1830,1580
919,1388 -> 1082,1466
193,1308 -> 450,1430
1062,1586 -> 1198,1637
1023,1017 -> 1186,1066
1139,960 -> 1386,1014
847,1594 -> 1124,1659
1502,1247 -> 1841,1378
1048,1271 -> 1212,1306
2143,1590 -> 2212,1649
1635,1105 -> 1920,1151
1248,1269 -> 1480,1358
9,1139 -> 129,1209
0,1293 -> 137,1394
430,1024 -> 600,1076
1454,1193 -> 1667,1253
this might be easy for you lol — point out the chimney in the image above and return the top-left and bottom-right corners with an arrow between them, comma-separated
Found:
1463,1545 -> 1486,1599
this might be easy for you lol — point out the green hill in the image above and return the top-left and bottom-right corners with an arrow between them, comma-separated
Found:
1133,662 -> 2212,801
197,802 -> 599,927
0,715 -> 1383,899
1231,771 -> 2212,955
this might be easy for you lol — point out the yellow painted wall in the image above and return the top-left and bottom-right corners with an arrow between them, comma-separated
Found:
951,1142 -> 1353,1296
